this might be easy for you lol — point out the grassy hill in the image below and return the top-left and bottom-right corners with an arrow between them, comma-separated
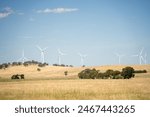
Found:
0,64 -> 150,79
0,65 -> 150,100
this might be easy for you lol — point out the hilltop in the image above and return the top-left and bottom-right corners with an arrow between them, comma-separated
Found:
0,65 -> 149,80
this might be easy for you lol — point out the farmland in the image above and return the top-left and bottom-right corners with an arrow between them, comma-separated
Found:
0,65 -> 150,100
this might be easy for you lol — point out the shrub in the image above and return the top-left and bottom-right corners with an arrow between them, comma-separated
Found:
78,68 -> 98,79
113,75 -> 124,79
121,66 -> 135,79
11,74 -> 25,79
97,72 -> 109,79
20,74 -> 25,79
37,68 -> 41,71
97,70 -> 121,79
78,67 -> 136,79
134,70 -> 147,73
64,71 -> 68,76
112,70 -> 121,79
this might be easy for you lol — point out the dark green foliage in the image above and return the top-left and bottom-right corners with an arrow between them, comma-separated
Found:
0,60 -> 49,69
20,74 -> 24,79
0,63 -> 9,69
11,74 -> 25,79
78,67 -> 137,79
78,68 -> 98,79
134,70 -> 147,73
121,66 -> 135,79
96,70 -> 122,79
89,68 -> 98,79
38,62 -> 48,67
53,64 -> 74,67
64,71 -> 68,76
37,68 -> 40,71
112,70 -> 122,79
97,72 -> 109,79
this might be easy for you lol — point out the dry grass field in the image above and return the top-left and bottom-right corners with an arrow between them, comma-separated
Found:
0,65 -> 150,100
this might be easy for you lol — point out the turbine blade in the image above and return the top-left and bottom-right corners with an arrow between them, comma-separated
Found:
132,54 -> 138,57
36,45 -> 42,51
58,49 -> 66,55
43,47 -> 48,51
141,56 -> 145,63
140,48 -> 144,55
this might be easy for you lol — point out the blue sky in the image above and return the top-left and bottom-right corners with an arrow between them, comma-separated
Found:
0,0 -> 150,66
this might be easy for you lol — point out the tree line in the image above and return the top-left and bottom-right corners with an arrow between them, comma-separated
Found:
78,66 -> 147,79
0,60 -> 49,69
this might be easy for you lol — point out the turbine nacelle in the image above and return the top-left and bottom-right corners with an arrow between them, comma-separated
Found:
36,45 -> 48,63
57,49 -> 66,56
132,48 -> 145,65
114,52 -> 125,65
78,52 -> 87,66
17,49 -> 28,63
57,49 -> 66,65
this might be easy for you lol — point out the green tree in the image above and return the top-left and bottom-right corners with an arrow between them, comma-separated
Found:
64,71 -> 68,76
121,66 -> 135,79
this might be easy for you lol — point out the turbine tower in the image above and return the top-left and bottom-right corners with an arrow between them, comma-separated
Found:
144,52 -> 147,64
57,49 -> 66,65
132,48 -> 145,65
115,53 -> 125,65
17,49 -> 28,63
78,53 -> 87,66
36,45 -> 48,63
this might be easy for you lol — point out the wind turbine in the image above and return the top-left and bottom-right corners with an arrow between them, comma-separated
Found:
17,49 -> 28,63
115,53 -> 125,65
78,53 -> 87,66
144,52 -> 147,64
132,48 -> 145,65
57,49 -> 66,65
36,45 -> 48,63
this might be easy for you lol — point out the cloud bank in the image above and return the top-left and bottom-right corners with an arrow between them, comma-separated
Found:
0,7 -> 13,19
37,8 -> 78,14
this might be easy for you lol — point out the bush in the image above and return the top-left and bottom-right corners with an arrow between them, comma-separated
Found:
97,72 -> 109,79
134,70 -> 147,73
121,66 -> 135,79
11,74 -> 25,79
112,70 -> 121,79
78,67 -> 137,79
113,75 -> 124,79
96,70 -> 122,79
37,68 -> 41,71
64,71 -> 68,76
78,68 -> 98,79
20,74 -> 24,79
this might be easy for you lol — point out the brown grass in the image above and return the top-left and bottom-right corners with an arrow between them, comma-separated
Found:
0,65 -> 150,100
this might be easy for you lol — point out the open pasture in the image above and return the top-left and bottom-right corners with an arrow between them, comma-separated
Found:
0,65 -> 150,100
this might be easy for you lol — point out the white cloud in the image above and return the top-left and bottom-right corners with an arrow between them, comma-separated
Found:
37,8 -> 78,14
0,7 -> 13,19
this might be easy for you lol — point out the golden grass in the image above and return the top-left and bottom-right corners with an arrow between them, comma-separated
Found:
0,64 -> 150,79
0,65 -> 150,100
0,78 -> 150,100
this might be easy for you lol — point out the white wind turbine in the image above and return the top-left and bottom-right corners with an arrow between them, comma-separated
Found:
57,49 -> 66,65
17,49 -> 28,63
132,48 -> 145,65
144,52 -> 147,64
115,53 -> 125,65
36,45 -> 48,63
78,53 -> 87,66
